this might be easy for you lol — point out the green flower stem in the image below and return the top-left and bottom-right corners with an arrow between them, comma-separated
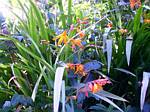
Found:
57,0 -> 66,29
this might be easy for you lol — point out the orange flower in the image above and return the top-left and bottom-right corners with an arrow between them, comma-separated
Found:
107,23 -> 113,28
119,29 -> 128,34
53,31 -> 68,45
77,17 -> 89,24
88,78 -> 111,93
75,64 -> 85,75
71,38 -> 84,49
66,95 -> 77,102
66,63 -> 75,70
88,83 -> 103,93
77,28 -> 85,38
129,0 -> 141,9
82,17 -> 89,21
144,19 -> 150,24
78,78 -> 111,97
66,63 -> 86,76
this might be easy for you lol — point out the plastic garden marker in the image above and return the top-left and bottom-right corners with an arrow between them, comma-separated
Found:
54,67 -> 65,112
140,72 -> 150,111
126,37 -> 133,66
106,39 -> 112,74
61,80 -> 65,112
103,28 -> 111,53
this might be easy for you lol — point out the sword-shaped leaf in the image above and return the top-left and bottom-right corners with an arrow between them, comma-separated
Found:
31,65 -> 46,102
140,72 -> 150,111
114,68 -> 136,77
106,39 -> 113,73
54,67 -> 65,112
97,90 -> 127,102
93,93 -> 124,112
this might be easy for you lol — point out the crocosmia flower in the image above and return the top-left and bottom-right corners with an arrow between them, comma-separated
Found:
88,78 -> 111,93
77,28 -> 85,38
144,19 -> 150,24
78,78 -> 111,97
71,38 -> 84,49
77,17 -> 89,24
107,23 -> 113,28
66,63 -> 86,76
129,0 -> 141,9
119,29 -> 128,34
53,31 -> 68,45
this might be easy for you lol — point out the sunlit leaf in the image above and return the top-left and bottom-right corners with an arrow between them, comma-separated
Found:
93,93 -> 124,112
140,72 -> 150,111
31,65 -> 46,102
133,7 -> 143,33
97,90 -> 127,102
143,5 -> 150,10
54,67 -> 65,112
114,68 -> 136,77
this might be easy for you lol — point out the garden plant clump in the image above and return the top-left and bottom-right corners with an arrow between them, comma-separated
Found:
0,0 -> 150,112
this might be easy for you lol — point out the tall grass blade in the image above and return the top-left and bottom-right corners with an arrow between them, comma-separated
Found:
114,68 -> 136,77
68,0 -> 72,25
31,65 -> 46,102
93,93 -> 124,112
133,7 -> 143,33
97,90 -> 127,102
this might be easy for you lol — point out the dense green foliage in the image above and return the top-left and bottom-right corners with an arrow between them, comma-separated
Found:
0,0 -> 150,112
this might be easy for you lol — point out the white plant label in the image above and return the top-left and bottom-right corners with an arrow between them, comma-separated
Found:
106,39 -> 112,74
126,39 -> 133,66
140,72 -> 150,111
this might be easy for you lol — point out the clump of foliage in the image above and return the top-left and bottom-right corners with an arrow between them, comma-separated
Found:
0,0 -> 150,112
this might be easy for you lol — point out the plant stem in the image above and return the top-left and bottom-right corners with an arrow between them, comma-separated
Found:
57,0 -> 66,29
68,0 -> 72,25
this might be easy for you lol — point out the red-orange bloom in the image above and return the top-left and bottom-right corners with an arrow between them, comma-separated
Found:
77,28 -> 85,38
129,0 -> 141,9
144,19 -> 150,24
66,63 -> 75,70
119,29 -> 128,34
107,23 -> 113,28
75,64 -> 85,75
88,78 -> 111,93
88,83 -> 103,93
71,38 -> 84,49
66,63 -> 86,76
77,17 -> 89,24
78,78 -> 111,97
